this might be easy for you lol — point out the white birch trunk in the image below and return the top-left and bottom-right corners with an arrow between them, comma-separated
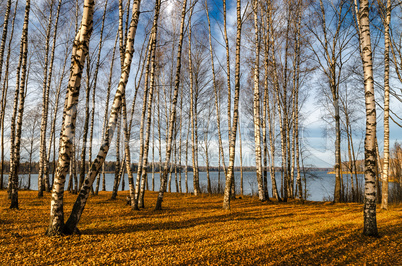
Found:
355,0 -> 378,237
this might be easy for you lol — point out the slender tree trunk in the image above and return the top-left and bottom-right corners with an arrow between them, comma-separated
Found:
178,85 -> 183,193
8,20 -> 22,198
204,113 -> 211,194
67,158 -> 73,193
45,0 -> 63,191
79,57 -> 91,190
334,95 -> 341,202
239,118 -> 243,196
223,0 -> 242,210
72,141 -> 78,194
380,0 -> 390,210
121,32 -> 147,206
152,102 -> 155,191
0,0 -> 11,86
0,1 -> 12,191
10,0 -> 30,209
174,131 -> 179,192
223,0 -> 231,137
138,28 -> 159,208
111,157 -> 125,199
265,2 -> 280,201
89,0 -> 108,196
185,119 -> 190,194
271,32 -> 285,201
38,0 -> 55,197
157,87 -> 162,187
113,111 -> 121,197
99,32 -> 119,193
294,1 -> 302,200
155,0 -> 187,210
0,0 -> 18,191
205,0 -> 227,180
187,4 -> 201,196
134,35 -> 153,209
252,0 -> 265,201
111,114 -> 122,200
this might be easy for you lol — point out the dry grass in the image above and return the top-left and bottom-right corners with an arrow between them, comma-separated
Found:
0,190 -> 401,265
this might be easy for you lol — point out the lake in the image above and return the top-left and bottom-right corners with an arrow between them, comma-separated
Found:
13,170 -> 367,201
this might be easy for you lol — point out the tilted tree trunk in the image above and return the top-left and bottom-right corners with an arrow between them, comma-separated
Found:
122,94 -> 136,207
121,34 -> 147,207
79,57 -> 91,189
61,0 -> 142,235
45,0 -> 63,190
0,0 -> 11,86
46,0 -> 95,236
89,0 -> 108,196
10,0 -> 30,209
38,0 -> 55,197
138,26 -> 159,208
223,0 -> 242,210
0,0 -> 18,191
113,111 -> 122,196
134,34 -> 153,209
72,140 -> 78,194
121,6 -> 146,197
99,32 -> 119,193
67,157 -> 73,193
111,114 -> 122,200
7,21 -> 23,200
155,0 -> 187,210
355,0 -> 378,237
0,1 -> 11,181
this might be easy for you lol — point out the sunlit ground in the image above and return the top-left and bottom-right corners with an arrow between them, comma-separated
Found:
0,190 -> 401,265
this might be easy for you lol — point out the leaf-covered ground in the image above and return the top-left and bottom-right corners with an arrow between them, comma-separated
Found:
0,190 -> 401,265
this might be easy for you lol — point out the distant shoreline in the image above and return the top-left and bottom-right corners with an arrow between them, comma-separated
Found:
8,167 -> 333,175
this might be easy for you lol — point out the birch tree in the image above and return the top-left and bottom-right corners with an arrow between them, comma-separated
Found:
0,0 -> 18,190
223,0 -> 242,210
0,0 -> 11,92
155,0 -> 188,210
46,0 -> 95,236
9,0 -> 31,209
61,0 -> 142,234
307,0 -> 354,202
38,0 -> 56,197
252,0 -> 266,201
378,0 -> 391,210
355,0 -> 378,237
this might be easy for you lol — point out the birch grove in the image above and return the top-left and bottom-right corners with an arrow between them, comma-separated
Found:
0,0 -> 400,238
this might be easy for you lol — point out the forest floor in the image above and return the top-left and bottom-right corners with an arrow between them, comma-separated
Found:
0,190 -> 401,265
